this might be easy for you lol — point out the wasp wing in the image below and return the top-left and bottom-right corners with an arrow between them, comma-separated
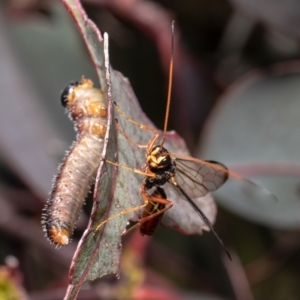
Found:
173,158 -> 229,199
166,158 -> 231,259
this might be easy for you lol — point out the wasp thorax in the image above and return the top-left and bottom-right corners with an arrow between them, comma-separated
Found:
148,146 -> 172,169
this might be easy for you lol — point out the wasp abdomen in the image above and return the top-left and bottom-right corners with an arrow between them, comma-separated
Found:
140,186 -> 167,236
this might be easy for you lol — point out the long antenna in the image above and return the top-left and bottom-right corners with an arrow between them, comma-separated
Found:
161,20 -> 175,146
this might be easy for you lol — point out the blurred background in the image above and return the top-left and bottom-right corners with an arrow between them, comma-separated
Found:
1,0 -> 300,299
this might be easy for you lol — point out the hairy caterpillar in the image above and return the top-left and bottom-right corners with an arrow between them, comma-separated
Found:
42,77 -> 107,246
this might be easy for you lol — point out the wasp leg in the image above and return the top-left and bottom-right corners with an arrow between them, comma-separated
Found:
114,102 -> 160,151
94,203 -> 147,232
122,186 -> 173,236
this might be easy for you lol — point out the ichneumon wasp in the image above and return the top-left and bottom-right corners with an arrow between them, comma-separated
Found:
94,21 -> 276,260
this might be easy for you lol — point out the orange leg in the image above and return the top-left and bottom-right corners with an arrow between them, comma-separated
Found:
94,202 -> 147,232
94,179 -> 172,235
103,159 -> 155,178
122,191 -> 173,236
94,168 -> 153,232
114,102 -> 160,152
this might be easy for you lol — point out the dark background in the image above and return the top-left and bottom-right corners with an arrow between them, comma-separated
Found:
1,0 -> 300,299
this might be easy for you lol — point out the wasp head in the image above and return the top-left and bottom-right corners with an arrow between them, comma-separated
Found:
147,146 -> 172,169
